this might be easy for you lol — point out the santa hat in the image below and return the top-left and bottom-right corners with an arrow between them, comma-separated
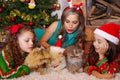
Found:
94,23 -> 120,45
55,35 -> 62,47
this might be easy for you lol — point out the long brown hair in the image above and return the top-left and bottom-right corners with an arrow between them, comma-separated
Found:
6,25 -> 36,67
59,7 -> 86,49
88,40 -> 120,65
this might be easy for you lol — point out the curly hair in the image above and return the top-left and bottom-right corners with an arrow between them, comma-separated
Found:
59,7 -> 86,49
6,26 -> 36,67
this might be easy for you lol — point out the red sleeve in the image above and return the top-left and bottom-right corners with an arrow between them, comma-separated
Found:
108,61 -> 120,73
84,66 -> 99,75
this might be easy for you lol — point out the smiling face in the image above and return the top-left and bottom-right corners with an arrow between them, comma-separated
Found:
93,34 -> 109,55
63,14 -> 79,33
18,31 -> 34,53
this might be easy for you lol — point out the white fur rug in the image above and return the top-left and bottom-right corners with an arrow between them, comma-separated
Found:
15,69 -> 120,80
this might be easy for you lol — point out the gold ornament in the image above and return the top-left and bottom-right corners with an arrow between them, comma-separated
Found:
20,0 -> 25,2
2,4 -> 5,7
1,31 -> 6,35
11,0 -> 15,2
56,2 -> 61,10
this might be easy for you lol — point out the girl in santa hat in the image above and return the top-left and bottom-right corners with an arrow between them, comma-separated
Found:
84,23 -> 120,79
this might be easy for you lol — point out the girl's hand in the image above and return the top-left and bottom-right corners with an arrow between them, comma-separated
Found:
92,71 -> 115,79
99,42 -> 109,55
102,73 -> 115,79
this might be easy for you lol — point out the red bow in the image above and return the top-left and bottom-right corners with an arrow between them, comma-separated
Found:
64,6 -> 83,15
73,3 -> 83,10
5,23 -> 24,34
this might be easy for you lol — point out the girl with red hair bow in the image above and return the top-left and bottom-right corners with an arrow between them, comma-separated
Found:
0,24 -> 36,79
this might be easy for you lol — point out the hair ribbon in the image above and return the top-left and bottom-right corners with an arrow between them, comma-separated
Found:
67,0 -> 83,14
4,23 -> 24,34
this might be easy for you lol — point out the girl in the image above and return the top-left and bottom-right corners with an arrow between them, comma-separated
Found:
35,7 -> 86,49
0,23 -> 36,79
84,23 -> 120,79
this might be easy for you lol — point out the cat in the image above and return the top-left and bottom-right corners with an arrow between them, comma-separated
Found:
64,42 -> 84,74
24,47 -> 51,74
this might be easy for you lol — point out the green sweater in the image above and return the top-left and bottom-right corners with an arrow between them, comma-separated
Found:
34,21 -> 78,48
0,47 -> 30,79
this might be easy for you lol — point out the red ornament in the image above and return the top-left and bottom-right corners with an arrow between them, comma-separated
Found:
52,4 -> 57,11
25,0 -> 30,3
29,21 -> 34,26
0,7 -> 3,13
10,17 -> 16,22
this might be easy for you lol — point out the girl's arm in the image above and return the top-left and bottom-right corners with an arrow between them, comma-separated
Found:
84,65 -> 115,79
0,51 -> 30,79
40,21 -> 58,49
92,70 -> 115,79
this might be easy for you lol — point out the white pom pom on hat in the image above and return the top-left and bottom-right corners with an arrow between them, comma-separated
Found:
55,35 -> 63,47
94,23 -> 120,45
58,35 -> 62,39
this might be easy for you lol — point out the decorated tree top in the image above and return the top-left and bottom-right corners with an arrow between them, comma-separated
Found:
0,0 -> 59,29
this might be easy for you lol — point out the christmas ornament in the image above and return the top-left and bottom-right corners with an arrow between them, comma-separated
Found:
10,17 -> 16,22
52,2 -> 61,10
55,35 -> 62,47
29,21 -> 34,26
52,4 -> 57,11
0,7 -> 3,13
2,4 -> 5,8
51,0 -> 68,19
25,0 -> 30,3
20,0 -> 25,2
0,31 -> 7,42
56,2 -> 61,10
11,0 -> 15,2
28,0 -> 36,9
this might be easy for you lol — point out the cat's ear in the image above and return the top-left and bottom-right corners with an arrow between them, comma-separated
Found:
63,50 -> 67,56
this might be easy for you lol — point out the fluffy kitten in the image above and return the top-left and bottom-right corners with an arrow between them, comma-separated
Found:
65,43 -> 84,74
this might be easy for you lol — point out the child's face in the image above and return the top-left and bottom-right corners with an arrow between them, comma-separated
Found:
18,31 -> 34,53
93,34 -> 109,55
64,14 -> 79,33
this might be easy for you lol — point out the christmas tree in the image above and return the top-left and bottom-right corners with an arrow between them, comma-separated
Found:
0,0 -> 59,30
